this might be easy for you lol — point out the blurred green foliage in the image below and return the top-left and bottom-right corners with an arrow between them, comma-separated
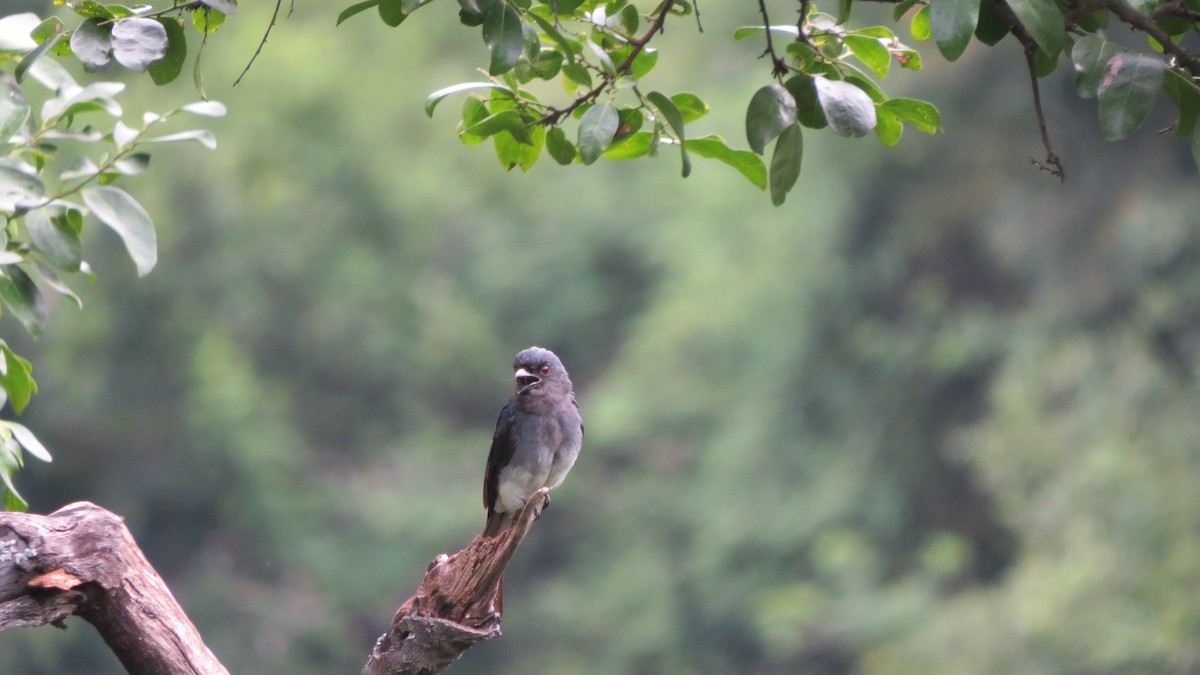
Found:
2,1 -> 1200,674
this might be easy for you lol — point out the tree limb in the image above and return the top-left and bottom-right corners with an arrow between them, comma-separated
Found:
361,488 -> 550,675
0,502 -> 228,675
991,0 -> 1066,181
1106,0 -> 1200,77
539,0 -> 676,125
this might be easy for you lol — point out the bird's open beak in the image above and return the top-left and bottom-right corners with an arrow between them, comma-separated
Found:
515,367 -> 541,393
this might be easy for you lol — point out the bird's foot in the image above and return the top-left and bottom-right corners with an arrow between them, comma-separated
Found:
532,493 -> 551,520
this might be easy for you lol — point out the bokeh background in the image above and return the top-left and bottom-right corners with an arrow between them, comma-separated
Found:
3,1 -> 1200,673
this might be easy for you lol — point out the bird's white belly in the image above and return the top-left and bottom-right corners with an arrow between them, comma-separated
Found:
495,462 -> 548,513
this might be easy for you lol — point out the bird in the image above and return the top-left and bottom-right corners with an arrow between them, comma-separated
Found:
483,346 -> 584,537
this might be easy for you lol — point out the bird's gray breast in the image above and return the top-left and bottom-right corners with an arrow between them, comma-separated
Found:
495,410 -> 582,512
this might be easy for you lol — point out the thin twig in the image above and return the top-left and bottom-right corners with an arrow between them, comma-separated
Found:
756,0 -> 789,79
693,0 -> 704,33
989,0 -> 1065,181
233,0 -> 284,87
538,0 -> 676,125
1107,0 -> 1200,77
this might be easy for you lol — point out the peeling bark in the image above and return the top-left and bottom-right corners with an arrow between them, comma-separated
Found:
362,488 -> 549,675
0,501 -> 228,675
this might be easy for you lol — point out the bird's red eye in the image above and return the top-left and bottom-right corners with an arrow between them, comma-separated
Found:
540,365 -> 551,376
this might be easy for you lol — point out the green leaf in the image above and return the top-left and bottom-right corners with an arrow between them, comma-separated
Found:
425,82 -> 512,117
578,102 -> 619,165
192,8 -> 226,33
110,18 -> 168,72
522,19 -> 540,63
612,107 -> 644,145
894,0 -> 921,20
484,3 -> 524,76
745,84 -> 798,155
974,0 -> 1010,45
31,261 -> 83,308
0,345 -> 37,415
402,0 -> 436,14
0,160 -> 45,213
910,5 -> 932,42
669,93 -> 708,123
494,124 -> 544,171
148,18 -> 187,85
930,0 -> 979,61
199,0 -> 237,13
7,422 -> 50,462
82,186 -> 157,277
837,0 -> 854,25
875,106 -> 903,146
15,34 -> 59,83
618,46 -> 658,80
1096,53 -> 1165,140
604,131 -> 653,160
457,97 -> 488,144
586,38 -> 616,74
1007,0 -> 1065,57
144,130 -> 217,149
25,208 -> 82,271
0,266 -> 47,336
648,91 -> 685,140
527,50 -> 564,80
880,98 -> 941,134
461,109 -> 531,143
844,35 -> 891,78
74,1 -> 115,19
72,18 -> 114,71
1163,68 -> 1200,137
526,10 -> 579,60
338,0 -> 382,24
784,75 -> 828,129
892,43 -> 924,70
1071,35 -> 1123,99
769,124 -> 803,206
546,126 -> 576,164
378,0 -> 408,26
181,100 -> 227,117
647,91 -> 689,176
814,77 -> 877,137
0,74 -> 30,141
3,485 -> 28,512
562,62 -> 592,88
620,4 -> 639,34
684,135 -> 767,189
733,25 -> 801,41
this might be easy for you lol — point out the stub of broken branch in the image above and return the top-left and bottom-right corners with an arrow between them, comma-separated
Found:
0,501 -> 229,675
362,488 -> 550,675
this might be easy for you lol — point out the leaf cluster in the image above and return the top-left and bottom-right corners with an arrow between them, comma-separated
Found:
0,8 -> 229,510
341,0 -> 1200,202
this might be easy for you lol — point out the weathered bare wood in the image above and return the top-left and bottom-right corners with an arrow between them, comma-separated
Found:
362,488 -> 550,675
0,501 -> 228,675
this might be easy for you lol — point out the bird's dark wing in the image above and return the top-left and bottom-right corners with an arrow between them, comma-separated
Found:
483,400 -> 517,511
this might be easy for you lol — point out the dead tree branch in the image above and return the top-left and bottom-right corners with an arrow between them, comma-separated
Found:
362,488 -> 550,675
0,502 -> 228,675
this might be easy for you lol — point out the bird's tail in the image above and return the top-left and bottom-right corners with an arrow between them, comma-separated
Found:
483,508 -> 515,537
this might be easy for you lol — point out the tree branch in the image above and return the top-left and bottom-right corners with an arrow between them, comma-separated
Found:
539,0 -> 676,125
361,488 -> 551,675
0,502 -> 228,675
1107,0 -> 1200,77
990,0 -> 1066,181
756,0 -> 789,79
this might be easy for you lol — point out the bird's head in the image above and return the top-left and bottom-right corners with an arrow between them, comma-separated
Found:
512,346 -> 571,397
